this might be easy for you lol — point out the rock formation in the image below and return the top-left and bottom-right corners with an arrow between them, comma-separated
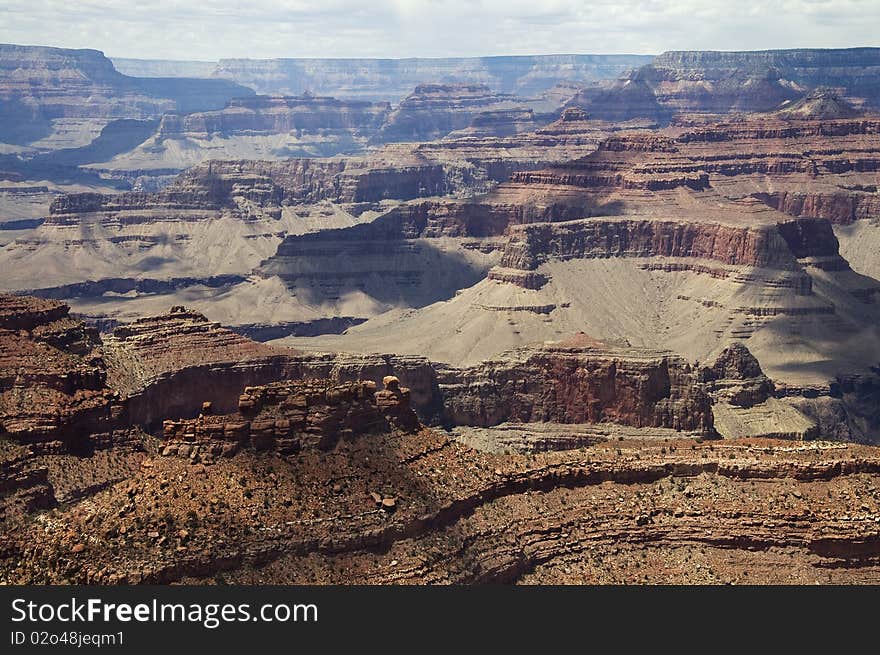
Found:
208,54 -> 652,100
0,44 -> 252,148
161,376 -> 418,461
571,47 -> 880,123
105,94 -> 394,166
161,94 -> 389,136
0,295 -> 124,452
276,116 -> 880,444
0,110 -> 616,332
374,84 -> 539,143
773,88 -> 862,120
4,420 -> 880,584
4,42 -> 880,587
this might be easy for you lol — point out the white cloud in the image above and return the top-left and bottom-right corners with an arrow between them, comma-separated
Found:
0,0 -> 878,60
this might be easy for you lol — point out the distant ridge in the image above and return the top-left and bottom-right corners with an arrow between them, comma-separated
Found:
113,53 -> 654,101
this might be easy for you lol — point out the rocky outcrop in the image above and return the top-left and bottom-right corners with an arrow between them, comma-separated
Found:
0,295 -> 122,452
51,154 -> 484,220
566,78 -> 670,123
701,344 -> 774,408
776,218 -> 845,259
0,299 -> 795,446
435,343 -> 714,433
445,109 -> 539,139
653,48 -> 880,107
144,94 -> 393,157
0,441 -> 55,516
5,428 -> 880,584
256,204 -> 497,309
101,307 -> 296,426
486,267 -> 549,289
0,295 -> 69,331
753,191 -> 880,225
94,305 -> 444,428
675,117 -> 880,142
158,95 -> 390,138
773,88 -> 862,120
508,133 -> 709,191
161,376 -> 418,461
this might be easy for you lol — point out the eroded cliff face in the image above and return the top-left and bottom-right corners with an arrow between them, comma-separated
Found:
754,191 -> 880,225
6,416 -> 880,584
209,54 -> 652,100
374,84 -> 539,143
0,106 -> 614,322
0,44 -> 252,147
48,153 -> 487,219
2,294 -> 880,585
652,49 -> 880,105
110,94 -> 397,161
498,217 -> 825,272
0,299 -> 793,450
436,344 -> 713,432
0,295 -> 124,452
158,95 -> 390,138
161,377 -> 418,461
476,118 -> 880,280
275,116 -> 880,440
571,48 -> 880,123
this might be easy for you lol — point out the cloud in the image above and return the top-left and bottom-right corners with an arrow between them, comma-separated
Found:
0,0 -> 878,60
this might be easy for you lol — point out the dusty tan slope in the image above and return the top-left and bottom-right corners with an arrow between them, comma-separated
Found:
280,252 -> 880,384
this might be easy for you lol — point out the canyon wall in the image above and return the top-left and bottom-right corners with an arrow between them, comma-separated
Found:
436,345 -> 713,432
374,83 -> 535,143
0,44 -> 252,146
160,376 -> 418,461
498,217 -> 817,272
0,295 -> 123,452
157,95 -> 390,138
208,54 -> 653,100
572,48 -> 880,123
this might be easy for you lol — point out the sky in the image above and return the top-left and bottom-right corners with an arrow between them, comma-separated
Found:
1,0 -> 879,61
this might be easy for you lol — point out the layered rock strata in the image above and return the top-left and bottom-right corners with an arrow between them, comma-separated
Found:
157,95 -> 390,139
374,84 -> 538,143
435,343 -> 714,433
0,44 -> 251,147
571,48 -> 880,123
160,376 -> 417,461
0,295 -> 122,452
209,54 -> 652,100
4,430 -> 880,584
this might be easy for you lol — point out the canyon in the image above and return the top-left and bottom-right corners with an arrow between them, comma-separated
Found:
138,54 -> 653,101
0,44 -> 251,149
3,294 -> 879,584
1,44 -> 880,585
571,47 -> 880,122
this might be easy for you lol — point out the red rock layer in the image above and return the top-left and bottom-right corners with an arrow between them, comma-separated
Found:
0,295 -> 121,452
436,344 -> 715,433
754,190 -> 880,225
498,218 -> 804,271
160,377 -> 418,461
